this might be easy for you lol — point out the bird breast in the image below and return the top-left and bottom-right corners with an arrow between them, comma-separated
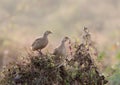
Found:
56,45 -> 66,56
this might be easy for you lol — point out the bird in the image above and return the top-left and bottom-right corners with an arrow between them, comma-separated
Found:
53,37 -> 69,57
53,37 -> 69,65
32,30 -> 52,54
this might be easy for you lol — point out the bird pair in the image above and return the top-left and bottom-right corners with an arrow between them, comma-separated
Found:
31,31 -> 70,57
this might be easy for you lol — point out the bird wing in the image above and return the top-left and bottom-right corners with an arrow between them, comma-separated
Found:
32,38 -> 41,46
53,48 -> 59,55
32,38 -> 44,50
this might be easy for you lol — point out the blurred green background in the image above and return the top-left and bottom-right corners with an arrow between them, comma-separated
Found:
0,0 -> 120,84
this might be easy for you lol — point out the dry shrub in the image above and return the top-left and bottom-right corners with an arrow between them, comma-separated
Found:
0,28 -> 108,85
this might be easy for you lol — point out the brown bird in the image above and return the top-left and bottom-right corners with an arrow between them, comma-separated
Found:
32,31 -> 52,54
53,37 -> 69,57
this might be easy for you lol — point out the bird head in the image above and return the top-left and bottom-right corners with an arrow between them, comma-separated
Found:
62,36 -> 70,43
44,30 -> 52,36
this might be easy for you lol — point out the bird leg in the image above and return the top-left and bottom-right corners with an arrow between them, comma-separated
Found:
38,49 -> 42,55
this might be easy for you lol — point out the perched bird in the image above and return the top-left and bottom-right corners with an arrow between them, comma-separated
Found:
53,37 -> 69,57
32,31 -> 52,54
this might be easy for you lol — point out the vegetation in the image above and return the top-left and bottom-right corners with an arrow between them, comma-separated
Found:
0,28 -> 108,85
